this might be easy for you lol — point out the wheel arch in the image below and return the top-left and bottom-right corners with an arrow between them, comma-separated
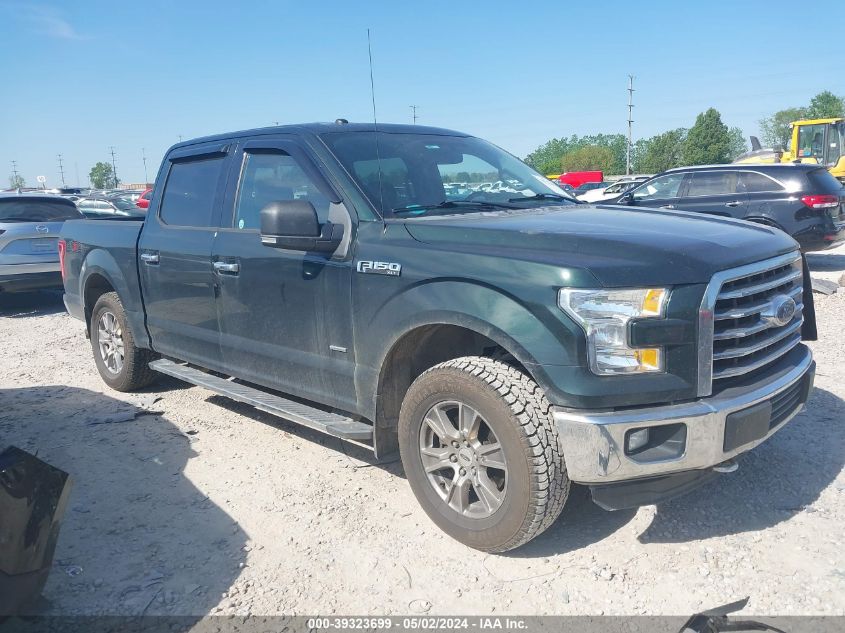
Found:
371,318 -> 546,459
80,248 -> 150,348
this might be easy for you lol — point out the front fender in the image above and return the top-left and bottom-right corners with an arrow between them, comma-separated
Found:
356,279 -> 583,412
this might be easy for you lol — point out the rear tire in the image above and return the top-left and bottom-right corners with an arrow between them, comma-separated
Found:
90,292 -> 157,392
398,356 -> 569,552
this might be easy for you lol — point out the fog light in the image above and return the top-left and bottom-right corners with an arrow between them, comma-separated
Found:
626,428 -> 650,453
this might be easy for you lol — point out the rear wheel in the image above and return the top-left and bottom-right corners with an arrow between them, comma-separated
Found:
399,356 -> 569,552
90,292 -> 157,391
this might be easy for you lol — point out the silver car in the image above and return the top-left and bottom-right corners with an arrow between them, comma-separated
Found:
0,194 -> 83,293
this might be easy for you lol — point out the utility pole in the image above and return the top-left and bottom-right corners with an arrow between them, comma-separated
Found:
409,105 -> 418,124
142,148 -> 149,184
178,135 -> 183,142
57,154 -> 66,186
109,146 -> 119,188
11,160 -> 20,187
626,75 -> 635,176
74,162 -> 81,188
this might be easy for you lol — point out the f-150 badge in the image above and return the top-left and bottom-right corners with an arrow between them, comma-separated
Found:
356,261 -> 401,276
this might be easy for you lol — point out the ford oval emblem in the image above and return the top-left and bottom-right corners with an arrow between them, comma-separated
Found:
35,225 -> 49,233
762,294 -> 796,328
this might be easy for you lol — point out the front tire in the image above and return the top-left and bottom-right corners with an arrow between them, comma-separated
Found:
398,357 -> 569,552
90,292 -> 157,392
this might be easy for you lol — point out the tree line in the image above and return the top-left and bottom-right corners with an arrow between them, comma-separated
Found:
524,90 -> 844,176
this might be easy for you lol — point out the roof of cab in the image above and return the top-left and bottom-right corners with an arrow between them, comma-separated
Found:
167,122 -> 470,153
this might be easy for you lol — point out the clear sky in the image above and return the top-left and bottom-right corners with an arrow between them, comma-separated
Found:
1,0 -> 841,187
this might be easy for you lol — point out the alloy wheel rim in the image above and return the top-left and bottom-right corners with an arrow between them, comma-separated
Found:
418,400 -> 508,518
97,311 -> 125,374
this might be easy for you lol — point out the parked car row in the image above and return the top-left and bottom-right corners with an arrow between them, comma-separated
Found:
606,164 -> 844,252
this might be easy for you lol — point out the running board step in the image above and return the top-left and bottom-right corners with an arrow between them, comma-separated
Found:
149,359 -> 373,442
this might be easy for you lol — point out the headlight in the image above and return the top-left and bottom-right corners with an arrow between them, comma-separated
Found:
558,288 -> 669,375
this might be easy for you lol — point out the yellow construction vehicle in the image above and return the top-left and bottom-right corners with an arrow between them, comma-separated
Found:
734,118 -> 845,184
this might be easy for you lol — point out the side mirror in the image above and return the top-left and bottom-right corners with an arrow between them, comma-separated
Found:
259,200 -> 344,253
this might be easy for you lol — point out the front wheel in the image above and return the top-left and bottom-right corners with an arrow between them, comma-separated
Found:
90,292 -> 157,392
398,357 -> 569,552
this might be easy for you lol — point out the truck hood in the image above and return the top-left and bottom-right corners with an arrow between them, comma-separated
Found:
402,204 -> 799,286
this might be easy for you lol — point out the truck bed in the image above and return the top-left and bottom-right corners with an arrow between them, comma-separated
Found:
60,218 -> 148,345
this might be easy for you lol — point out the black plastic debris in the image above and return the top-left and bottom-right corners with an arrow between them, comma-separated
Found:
0,446 -> 72,616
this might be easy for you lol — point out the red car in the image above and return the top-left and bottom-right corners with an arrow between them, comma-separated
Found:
558,170 -> 603,188
136,188 -> 153,210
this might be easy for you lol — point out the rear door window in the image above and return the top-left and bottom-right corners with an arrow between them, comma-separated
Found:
739,172 -> 784,193
159,156 -> 226,227
0,199 -> 82,222
685,171 -> 740,197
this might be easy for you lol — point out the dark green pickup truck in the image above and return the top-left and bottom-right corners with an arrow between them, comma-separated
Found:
60,122 -> 816,551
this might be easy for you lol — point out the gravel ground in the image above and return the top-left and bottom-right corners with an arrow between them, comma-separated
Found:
1,245 -> 844,617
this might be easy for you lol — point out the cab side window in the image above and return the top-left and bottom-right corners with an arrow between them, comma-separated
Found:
234,151 -> 330,230
797,124 -> 826,160
159,156 -> 225,227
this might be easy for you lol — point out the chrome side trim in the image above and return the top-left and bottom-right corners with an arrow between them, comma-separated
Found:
696,251 -> 801,397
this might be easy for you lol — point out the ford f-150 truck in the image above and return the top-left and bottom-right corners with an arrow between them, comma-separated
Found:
60,122 -> 817,552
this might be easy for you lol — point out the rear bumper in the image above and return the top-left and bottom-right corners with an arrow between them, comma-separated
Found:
553,345 -> 814,485
0,266 -> 61,292
0,261 -> 59,276
795,222 -> 845,252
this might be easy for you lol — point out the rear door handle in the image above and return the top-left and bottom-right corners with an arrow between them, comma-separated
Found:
725,200 -> 743,208
660,204 -> 674,209
140,252 -> 159,265
213,261 -> 240,275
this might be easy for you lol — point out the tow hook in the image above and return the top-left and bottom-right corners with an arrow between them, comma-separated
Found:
712,459 -> 739,474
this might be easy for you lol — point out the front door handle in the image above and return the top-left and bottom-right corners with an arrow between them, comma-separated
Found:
140,252 -> 159,265
725,200 -> 743,208
213,261 -> 240,274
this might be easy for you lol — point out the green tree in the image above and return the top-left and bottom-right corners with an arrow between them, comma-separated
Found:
805,90 -> 845,119
759,107 -> 806,149
9,174 -> 25,189
683,108 -> 731,165
634,128 -> 687,173
727,127 -> 748,160
89,162 -> 118,189
525,137 -> 575,174
560,145 -> 616,173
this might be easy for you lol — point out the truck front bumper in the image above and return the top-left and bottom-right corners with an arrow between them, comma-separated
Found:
553,345 -> 814,486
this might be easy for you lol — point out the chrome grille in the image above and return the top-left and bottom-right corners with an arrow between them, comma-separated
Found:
698,252 -> 804,395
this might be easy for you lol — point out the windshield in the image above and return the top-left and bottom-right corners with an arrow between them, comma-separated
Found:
321,131 -> 577,217
0,198 -> 83,222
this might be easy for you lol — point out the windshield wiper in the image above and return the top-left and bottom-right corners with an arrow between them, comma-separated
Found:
507,193 -> 578,203
392,200 -> 518,214
0,217 -> 44,223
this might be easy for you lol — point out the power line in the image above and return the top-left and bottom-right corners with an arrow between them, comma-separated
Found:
57,154 -> 66,186
109,146 -> 118,188
626,75 -> 635,175
409,105 -> 419,124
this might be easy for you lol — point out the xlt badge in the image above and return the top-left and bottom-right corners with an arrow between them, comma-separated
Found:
356,261 -> 401,276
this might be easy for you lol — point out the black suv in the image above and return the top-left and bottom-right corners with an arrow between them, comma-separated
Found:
611,164 -> 844,252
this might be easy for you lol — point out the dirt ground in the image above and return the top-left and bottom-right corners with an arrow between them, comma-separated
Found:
2,244 -> 844,617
